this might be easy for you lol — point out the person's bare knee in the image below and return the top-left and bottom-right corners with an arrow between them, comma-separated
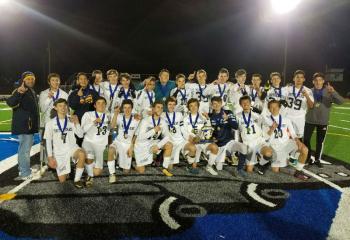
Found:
272,167 -> 279,173
58,175 -> 67,182
136,166 -> 145,173
208,144 -> 218,154
246,165 -> 254,173
75,150 -> 86,168
93,168 -> 102,176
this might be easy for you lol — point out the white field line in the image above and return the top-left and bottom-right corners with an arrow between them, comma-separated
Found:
333,106 -> 350,110
328,125 -> 350,131
327,188 -> 350,240
0,144 -> 40,174
0,108 -> 11,111
332,112 -> 350,116
340,120 -> 350,123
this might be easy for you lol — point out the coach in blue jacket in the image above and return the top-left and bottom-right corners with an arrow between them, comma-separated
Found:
6,71 -> 39,180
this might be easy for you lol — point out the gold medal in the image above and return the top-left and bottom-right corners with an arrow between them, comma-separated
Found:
217,126 -> 221,131
124,133 -> 128,139
315,102 -> 320,108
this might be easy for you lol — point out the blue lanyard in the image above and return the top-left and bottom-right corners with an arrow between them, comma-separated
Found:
94,111 -> 106,127
166,112 -> 176,129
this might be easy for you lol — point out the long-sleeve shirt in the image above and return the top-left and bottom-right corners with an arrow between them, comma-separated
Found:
306,88 -> 345,125
209,109 -> 238,147
67,88 -> 99,122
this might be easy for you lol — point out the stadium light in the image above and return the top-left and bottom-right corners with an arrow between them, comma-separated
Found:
0,0 -> 10,6
270,0 -> 302,15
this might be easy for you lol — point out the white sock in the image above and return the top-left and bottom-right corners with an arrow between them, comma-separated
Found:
163,157 -> 171,169
296,162 -> 305,171
85,163 -> 94,177
216,162 -> 223,171
74,168 -> 84,182
208,153 -> 217,167
187,156 -> 195,164
107,161 -> 116,175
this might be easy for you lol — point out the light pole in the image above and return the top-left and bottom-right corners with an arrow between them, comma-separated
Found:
270,0 -> 302,84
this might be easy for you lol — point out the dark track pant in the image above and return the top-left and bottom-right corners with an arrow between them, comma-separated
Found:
303,122 -> 328,162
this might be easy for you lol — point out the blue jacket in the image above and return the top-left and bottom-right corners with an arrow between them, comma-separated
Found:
209,109 -> 238,147
6,88 -> 39,135
155,80 -> 176,102
68,88 -> 99,122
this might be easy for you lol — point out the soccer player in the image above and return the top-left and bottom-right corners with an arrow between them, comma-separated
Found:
44,98 -> 86,188
102,69 -> 119,112
249,73 -> 265,114
108,99 -> 140,183
170,74 -> 192,113
209,96 -> 248,177
115,73 -> 137,110
186,69 -> 210,114
284,70 -> 314,139
89,70 -> 105,97
262,72 -> 288,117
263,100 -> 309,180
183,98 -> 219,175
134,101 -> 173,174
230,69 -> 250,114
67,72 -> 99,122
39,73 -> 69,128
135,76 -> 156,118
162,97 -> 197,175
81,97 -> 111,187
237,96 -> 273,174
203,68 -> 233,110
304,73 -> 345,168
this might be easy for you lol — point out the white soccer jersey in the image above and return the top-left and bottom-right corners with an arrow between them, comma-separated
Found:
114,114 -> 140,144
186,83 -> 210,113
115,86 -> 136,109
44,116 -> 83,157
229,83 -> 251,114
249,86 -> 264,112
182,112 -> 211,141
236,110 -> 264,145
39,88 -> 68,127
162,111 -> 186,143
101,81 -> 119,112
203,83 -> 232,107
135,89 -> 155,117
89,84 -> 105,97
135,115 -> 170,144
81,111 -> 111,146
263,114 -> 297,150
170,87 -> 192,113
261,86 -> 288,116
284,85 -> 314,118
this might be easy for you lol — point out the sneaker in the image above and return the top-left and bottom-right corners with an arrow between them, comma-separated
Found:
230,155 -> 239,166
74,180 -> 84,189
20,174 -> 33,181
109,174 -> 117,184
257,162 -> 271,175
186,166 -> 199,174
289,157 -> 298,166
162,168 -> 173,177
85,176 -> 94,187
315,160 -> 323,169
294,170 -> 310,181
206,166 -> 218,176
237,169 -> 248,178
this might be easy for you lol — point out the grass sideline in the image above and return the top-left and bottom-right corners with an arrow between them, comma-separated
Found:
0,100 -> 349,163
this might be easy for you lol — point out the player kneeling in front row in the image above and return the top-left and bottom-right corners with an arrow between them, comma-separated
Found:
163,97 -> 197,175
264,100 -> 309,180
184,98 -> 219,175
44,98 -> 86,188
134,101 -> 173,174
237,96 -> 273,175
81,96 -> 110,187
209,97 -> 248,178
108,99 -> 140,183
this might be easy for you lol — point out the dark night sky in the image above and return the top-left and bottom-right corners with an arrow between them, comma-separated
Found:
1,0 -> 350,90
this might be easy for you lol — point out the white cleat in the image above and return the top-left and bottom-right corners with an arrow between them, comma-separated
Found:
206,166 -> 218,176
109,174 -> 117,184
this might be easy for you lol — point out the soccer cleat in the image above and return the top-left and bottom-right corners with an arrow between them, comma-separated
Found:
237,169 -> 248,178
294,170 -> 310,181
162,168 -> 173,177
85,176 -> 94,187
257,162 -> 271,175
289,157 -> 298,166
314,160 -> 323,169
206,166 -> 218,176
186,166 -> 199,174
230,155 -> 239,166
74,180 -> 84,189
109,174 -> 117,184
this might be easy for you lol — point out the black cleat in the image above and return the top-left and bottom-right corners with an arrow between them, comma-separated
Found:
74,180 -> 84,189
315,160 -> 323,169
257,162 -> 271,175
